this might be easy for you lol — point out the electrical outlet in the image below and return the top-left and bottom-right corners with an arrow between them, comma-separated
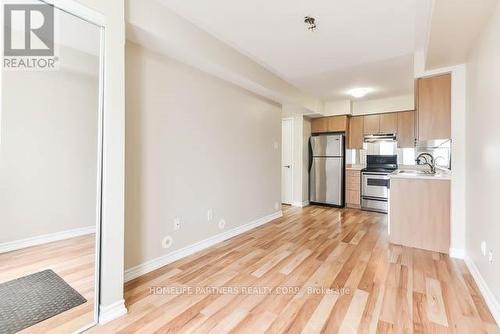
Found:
173,218 -> 181,231
218,219 -> 226,229
481,241 -> 487,256
488,250 -> 494,264
273,141 -> 279,150
274,202 -> 280,211
207,209 -> 213,222
162,235 -> 173,249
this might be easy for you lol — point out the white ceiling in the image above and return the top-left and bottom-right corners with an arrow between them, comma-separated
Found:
159,0 -> 427,101
425,0 -> 499,70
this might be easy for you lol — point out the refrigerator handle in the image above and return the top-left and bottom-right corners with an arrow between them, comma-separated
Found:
308,137 -> 313,172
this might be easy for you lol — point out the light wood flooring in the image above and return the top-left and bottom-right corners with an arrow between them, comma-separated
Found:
0,234 -> 96,333
91,205 -> 499,333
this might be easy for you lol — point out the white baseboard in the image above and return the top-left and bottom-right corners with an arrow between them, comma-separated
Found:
124,210 -> 283,282
292,201 -> 309,208
465,255 -> 500,325
449,248 -> 465,259
98,299 -> 127,324
0,226 -> 96,254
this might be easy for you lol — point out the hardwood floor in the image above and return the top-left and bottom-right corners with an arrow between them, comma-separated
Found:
0,234 -> 96,333
93,205 -> 499,333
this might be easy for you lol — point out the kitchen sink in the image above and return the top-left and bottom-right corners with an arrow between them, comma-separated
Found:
395,170 -> 436,176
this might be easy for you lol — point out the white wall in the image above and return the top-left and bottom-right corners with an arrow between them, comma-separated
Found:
466,1 -> 500,321
352,94 -> 414,115
322,94 -> 414,117
450,66 -> 467,256
291,115 -> 310,206
1,61 -> 99,243
302,119 -> 311,202
125,0 -> 322,114
125,42 -> 282,270
323,100 -> 351,116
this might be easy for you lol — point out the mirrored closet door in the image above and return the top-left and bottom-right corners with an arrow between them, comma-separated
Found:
0,1 -> 104,332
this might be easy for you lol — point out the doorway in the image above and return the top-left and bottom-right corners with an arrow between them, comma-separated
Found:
281,118 -> 293,204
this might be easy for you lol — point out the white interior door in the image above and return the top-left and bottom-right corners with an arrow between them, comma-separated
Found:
281,118 -> 293,204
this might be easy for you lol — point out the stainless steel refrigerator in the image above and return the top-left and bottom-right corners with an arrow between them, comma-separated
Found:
309,134 -> 345,207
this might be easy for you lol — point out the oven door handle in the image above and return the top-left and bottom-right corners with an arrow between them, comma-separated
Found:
362,172 -> 391,177
361,196 -> 388,201
362,174 -> 391,196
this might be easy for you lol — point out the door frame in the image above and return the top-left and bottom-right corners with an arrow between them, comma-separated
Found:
281,117 -> 294,205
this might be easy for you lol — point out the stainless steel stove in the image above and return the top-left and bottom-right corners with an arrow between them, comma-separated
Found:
361,155 -> 397,213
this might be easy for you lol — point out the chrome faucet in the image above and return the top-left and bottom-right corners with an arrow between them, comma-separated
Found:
415,153 -> 436,174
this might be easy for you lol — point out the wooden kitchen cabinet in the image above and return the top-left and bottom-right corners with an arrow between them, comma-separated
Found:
327,115 -> 349,132
311,115 -> 348,134
416,74 -> 451,140
379,113 -> 398,134
346,170 -> 361,208
390,178 -> 450,253
348,116 -> 364,149
397,111 -> 415,148
363,114 -> 380,135
363,113 -> 398,135
311,117 -> 328,133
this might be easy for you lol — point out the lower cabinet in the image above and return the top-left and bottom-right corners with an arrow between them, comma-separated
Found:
346,170 -> 361,208
389,178 -> 450,253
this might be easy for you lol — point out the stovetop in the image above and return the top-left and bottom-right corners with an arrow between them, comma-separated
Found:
363,155 -> 398,174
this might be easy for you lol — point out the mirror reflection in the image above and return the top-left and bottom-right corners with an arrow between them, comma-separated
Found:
0,2 -> 102,333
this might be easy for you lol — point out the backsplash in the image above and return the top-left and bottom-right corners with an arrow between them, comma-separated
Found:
346,140 -> 451,169
416,139 -> 451,169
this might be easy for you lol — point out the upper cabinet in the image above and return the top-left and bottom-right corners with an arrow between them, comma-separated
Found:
310,117 -> 328,133
327,115 -> 349,132
397,111 -> 415,148
379,113 -> 398,134
363,115 -> 380,135
310,74 -> 450,146
362,113 -> 398,135
311,115 -> 348,134
358,111 -> 415,148
313,112 -> 413,149
416,74 -> 451,141
348,116 -> 364,149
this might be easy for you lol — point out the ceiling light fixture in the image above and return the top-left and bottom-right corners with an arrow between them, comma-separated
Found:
347,87 -> 373,98
304,16 -> 317,31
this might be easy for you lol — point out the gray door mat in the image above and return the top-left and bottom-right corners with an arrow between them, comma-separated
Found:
0,269 -> 87,334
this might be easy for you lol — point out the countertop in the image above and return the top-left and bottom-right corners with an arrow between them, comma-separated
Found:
346,164 -> 365,171
345,164 -> 452,180
390,167 -> 452,180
